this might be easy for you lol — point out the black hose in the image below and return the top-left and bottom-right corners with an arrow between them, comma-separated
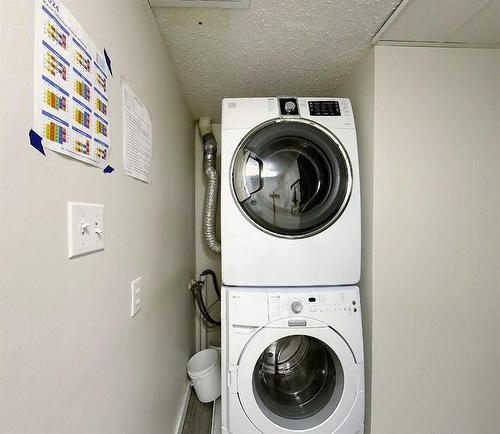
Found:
190,270 -> 221,326
193,282 -> 220,326
200,269 -> 220,299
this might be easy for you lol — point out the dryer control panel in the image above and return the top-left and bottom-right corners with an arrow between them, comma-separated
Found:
298,97 -> 354,128
308,100 -> 341,116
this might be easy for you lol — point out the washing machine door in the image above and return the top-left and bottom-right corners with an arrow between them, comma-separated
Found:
236,326 -> 360,433
231,119 -> 352,238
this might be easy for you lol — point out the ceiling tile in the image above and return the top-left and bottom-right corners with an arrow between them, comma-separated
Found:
448,0 -> 500,44
378,0 -> 487,42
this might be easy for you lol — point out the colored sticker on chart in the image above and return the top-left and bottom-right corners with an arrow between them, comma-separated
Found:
42,110 -> 68,144
42,75 -> 69,113
71,126 -> 92,157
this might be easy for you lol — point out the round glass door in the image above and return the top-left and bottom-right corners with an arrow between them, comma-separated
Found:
232,119 -> 352,238
252,335 -> 344,429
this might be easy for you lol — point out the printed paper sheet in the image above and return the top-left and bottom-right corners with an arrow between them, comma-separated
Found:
33,0 -> 111,167
122,80 -> 152,183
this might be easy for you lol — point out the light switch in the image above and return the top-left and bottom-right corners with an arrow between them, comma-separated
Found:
131,277 -> 142,317
68,202 -> 104,258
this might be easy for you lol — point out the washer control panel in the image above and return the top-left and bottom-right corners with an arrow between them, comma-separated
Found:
268,289 -> 359,322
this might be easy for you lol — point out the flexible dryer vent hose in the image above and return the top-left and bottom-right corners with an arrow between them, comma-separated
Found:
199,117 -> 221,254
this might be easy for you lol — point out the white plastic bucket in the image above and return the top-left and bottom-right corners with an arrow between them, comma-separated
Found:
187,349 -> 221,403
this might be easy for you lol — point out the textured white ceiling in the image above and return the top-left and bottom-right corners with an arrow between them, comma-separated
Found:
153,0 -> 401,120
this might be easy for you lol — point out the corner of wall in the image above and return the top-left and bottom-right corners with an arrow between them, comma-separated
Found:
335,47 -> 375,434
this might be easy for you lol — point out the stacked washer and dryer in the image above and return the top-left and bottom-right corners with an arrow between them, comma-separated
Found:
219,97 -> 364,434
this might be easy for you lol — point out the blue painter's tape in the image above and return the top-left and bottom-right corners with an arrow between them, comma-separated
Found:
103,165 -> 114,174
29,129 -> 45,156
104,48 -> 113,76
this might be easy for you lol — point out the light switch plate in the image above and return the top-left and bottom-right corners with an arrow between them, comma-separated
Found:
131,277 -> 142,317
68,202 -> 104,258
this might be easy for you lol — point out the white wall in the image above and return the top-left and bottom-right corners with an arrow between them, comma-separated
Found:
0,1 -> 195,433
338,46 -> 500,434
371,46 -> 500,434
335,48 -> 375,434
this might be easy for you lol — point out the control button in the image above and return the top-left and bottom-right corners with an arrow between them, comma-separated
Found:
353,308 -> 357,313
291,301 -> 302,314
352,300 -> 356,305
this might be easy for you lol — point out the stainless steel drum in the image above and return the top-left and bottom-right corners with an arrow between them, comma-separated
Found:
253,335 -> 337,420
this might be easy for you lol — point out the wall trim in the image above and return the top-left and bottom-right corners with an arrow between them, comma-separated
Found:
371,0 -> 412,45
375,40 -> 500,49
175,382 -> 191,434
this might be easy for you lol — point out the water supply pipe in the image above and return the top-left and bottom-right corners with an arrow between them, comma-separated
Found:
199,117 -> 221,254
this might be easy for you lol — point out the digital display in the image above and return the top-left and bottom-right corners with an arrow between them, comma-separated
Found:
308,100 -> 341,116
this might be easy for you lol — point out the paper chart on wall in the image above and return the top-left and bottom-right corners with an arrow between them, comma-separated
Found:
33,0 -> 111,167
122,79 -> 152,184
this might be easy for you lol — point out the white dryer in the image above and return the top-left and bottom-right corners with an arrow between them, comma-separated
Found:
221,97 -> 360,286
221,286 -> 364,434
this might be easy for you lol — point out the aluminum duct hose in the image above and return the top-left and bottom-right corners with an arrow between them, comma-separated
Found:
199,117 -> 221,254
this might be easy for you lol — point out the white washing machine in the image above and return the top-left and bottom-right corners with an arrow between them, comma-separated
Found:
221,97 -> 360,286
221,286 -> 364,434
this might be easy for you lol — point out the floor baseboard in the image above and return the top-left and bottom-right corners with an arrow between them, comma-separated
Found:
211,398 -> 221,434
175,381 -> 191,434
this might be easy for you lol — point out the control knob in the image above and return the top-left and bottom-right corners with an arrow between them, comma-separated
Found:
284,101 -> 296,114
291,301 -> 302,314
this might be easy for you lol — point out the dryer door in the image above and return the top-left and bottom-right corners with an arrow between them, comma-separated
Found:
231,119 -> 352,238
237,326 -> 360,433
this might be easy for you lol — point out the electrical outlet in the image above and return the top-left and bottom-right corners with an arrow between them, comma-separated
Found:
131,277 -> 142,317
